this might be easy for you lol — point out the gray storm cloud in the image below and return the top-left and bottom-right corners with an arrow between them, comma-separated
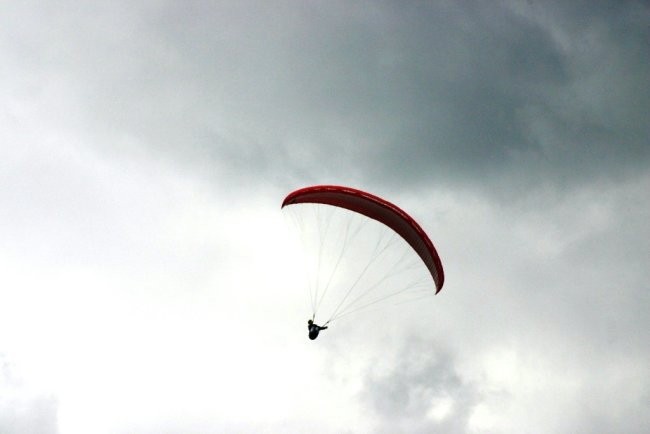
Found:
4,0 -> 648,193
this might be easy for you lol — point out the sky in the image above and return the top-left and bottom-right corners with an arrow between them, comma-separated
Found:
1,0 -> 649,433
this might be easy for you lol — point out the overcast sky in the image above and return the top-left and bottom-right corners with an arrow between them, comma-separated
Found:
1,1 -> 649,433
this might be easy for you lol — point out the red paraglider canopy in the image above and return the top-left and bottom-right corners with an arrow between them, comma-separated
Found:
282,185 -> 445,293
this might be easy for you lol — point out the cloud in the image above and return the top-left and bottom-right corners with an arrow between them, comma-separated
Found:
4,0 -> 647,197
360,336 -> 478,434
351,172 -> 650,434
0,354 -> 58,434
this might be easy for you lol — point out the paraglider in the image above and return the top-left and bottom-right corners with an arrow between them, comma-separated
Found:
282,185 -> 444,339
307,319 -> 328,340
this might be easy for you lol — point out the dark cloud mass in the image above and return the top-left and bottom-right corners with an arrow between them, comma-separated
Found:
137,0 -> 642,192
352,0 -> 649,193
4,0 -> 647,195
